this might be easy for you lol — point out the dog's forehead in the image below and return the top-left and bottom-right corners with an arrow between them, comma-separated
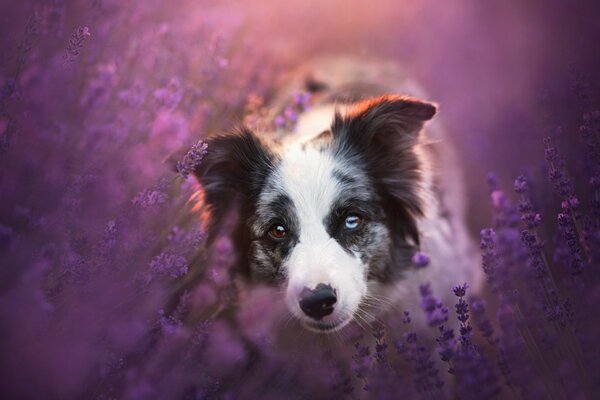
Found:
264,144 -> 339,220
259,141 -> 372,221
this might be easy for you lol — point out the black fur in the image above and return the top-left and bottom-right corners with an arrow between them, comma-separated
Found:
193,127 -> 279,275
193,96 -> 436,285
248,193 -> 299,281
332,169 -> 357,186
330,95 -> 437,248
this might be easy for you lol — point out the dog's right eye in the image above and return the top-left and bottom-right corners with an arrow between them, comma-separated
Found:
268,224 -> 288,240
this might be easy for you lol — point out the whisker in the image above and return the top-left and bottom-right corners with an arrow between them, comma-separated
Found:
354,308 -> 374,329
352,312 -> 368,331
362,294 -> 395,306
362,295 -> 403,314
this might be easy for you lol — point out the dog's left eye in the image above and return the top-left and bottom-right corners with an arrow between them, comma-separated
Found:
344,214 -> 362,230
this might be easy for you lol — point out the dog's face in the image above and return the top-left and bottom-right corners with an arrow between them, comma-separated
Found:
194,96 -> 436,332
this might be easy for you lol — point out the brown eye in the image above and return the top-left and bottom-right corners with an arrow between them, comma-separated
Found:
269,224 -> 287,240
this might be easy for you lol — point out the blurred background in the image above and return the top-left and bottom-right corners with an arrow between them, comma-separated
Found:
0,0 -> 599,398
0,0 -> 600,230
3,0 -> 599,230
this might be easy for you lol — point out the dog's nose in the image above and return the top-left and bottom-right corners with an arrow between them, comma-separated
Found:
299,283 -> 337,320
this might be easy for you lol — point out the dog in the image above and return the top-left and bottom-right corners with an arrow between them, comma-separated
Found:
191,57 -> 482,337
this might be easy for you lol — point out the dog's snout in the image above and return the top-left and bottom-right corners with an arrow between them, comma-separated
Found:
299,283 -> 337,320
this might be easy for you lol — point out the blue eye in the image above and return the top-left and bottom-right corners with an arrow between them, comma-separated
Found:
344,214 -> 362,230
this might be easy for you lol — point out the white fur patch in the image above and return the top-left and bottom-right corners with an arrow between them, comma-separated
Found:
266,142 -> 367,329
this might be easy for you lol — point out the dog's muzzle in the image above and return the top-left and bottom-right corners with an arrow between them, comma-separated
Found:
299,283 -> 337,320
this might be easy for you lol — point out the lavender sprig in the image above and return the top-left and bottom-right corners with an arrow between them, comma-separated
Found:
63,26 -> 90,64
177,140 -> 209,179
419,283 -> 449,327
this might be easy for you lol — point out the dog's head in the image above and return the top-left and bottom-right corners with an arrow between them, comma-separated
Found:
194,95 -> 436,332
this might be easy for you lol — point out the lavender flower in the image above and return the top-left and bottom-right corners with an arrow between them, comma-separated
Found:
543,138 -> 590,272
176,140 -> 209,179
274,115 -> 286,128
451,286 -> 501,399
371,320 -> 388,366
396,311 -> 445,394
513,175 -> 528,194
292,91 -> 311,107
470,298 -> 497,346
63,26 -> 91,64
480,228 -> 499,291
453,283 -> 472,344
412,251 -> 430,268
158,308 -> 183,336
419,283 -> 449,326
556,211 -> 585,275
453,345 -> 501,400
515,175 -> 541,229
272,91 -> 311,132
485,184 -> 529,301
436,324 -> 456,366
149,251 -> 188,278
351,342 -> 371,391
487,172 -> 499,192
132,187 -> 168,208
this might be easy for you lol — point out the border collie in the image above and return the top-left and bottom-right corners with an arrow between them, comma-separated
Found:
193,57 -> 482,334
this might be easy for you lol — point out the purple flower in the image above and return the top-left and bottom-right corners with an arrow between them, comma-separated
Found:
272,92 -> 311,131
479,228 -> 500,291
63,26 -> 91,64
452,283 -> 468,298
470,298 -> 497,346
351,342 -> 371,389
371,320 -> 388,365
419,283 -> 449,326
131,188 -> 168,208
284,107 -> 298,122
436,324 -> 456,365
453,283 -> 472,343
396,311 -> 444,393
487,172 -> 499,192
274,115 -> 286,127
176,140 -> 209,179
515,175 -> 542,230
158,308 -> 183,336
411,251 -> 430,268
292,91 -> 311,107
149,252 -> 188,278
544,137 -> 577,201
555,206 -> 586,275
513,175 -> 528,194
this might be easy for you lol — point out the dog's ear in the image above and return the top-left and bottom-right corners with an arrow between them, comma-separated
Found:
331,95 -> 437,246
193,127 -> 277,243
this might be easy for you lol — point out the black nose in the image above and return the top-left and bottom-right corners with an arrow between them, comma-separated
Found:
299,283 -> 337,320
